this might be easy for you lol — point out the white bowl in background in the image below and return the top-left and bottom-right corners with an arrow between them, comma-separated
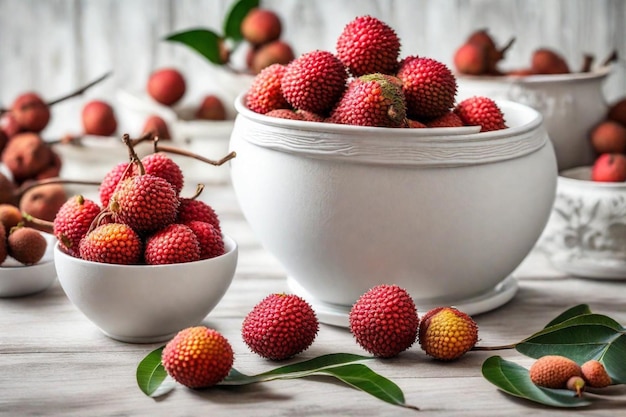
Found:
229,94 -> 557,326
456,67 -> 611,172
0,233 -> 57,298
54,235 -> 238,343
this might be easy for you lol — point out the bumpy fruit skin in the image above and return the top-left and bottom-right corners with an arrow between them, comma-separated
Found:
581,360 -> 612,388
162,326 -> 234,388
591,153 -> 626,182
11,92 -> 50,133
246,63 -> 289,114
336,15 -> 400,77
177,198 -> 221,232
454,96 -> 507,132
295,109 -> 324,122
82,100 -> 117,137
281,50 -> 348,115
140,153 -> 184,195
265,109 -> 304,120
184,220 -> 224,260
53,195 -> 102,257
147,68 -> 186,106
79,223 -> 143,264
109,174 -> 179,234
99,162 -> 131,207
426,112 -> 464,128
418,307 -> 478,361
397,57 -> 457,120
529,355 -> 582,389
242,293 -> 319,360
330,74 -> 406,127
349,284 -> 419,358
7,227 -> 47,265
590,120 -> 626,154
241,8 -> 282,46
142,115 -> 171,140
144,223 -> 201,265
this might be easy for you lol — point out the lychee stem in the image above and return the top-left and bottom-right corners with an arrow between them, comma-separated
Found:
189,184 -> 205,200
471,343 -> 517,351
580,54 -> 595,72
21,213 -> 54,233
15,177 -> 101,200
122,133 -> 145,175
601,49 -> 618,67
498,37 -> 516,57
153,141 -> 237,166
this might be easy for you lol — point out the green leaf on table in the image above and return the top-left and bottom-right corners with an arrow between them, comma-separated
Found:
516,313 -> 626,384
165,29 -> 224,65
543,304 -> 592,328
482,356 -> 591,408
223,0 -> 259,41
137,346 -> 172,397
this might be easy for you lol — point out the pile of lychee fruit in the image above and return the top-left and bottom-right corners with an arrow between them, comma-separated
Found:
0,204 -> 48,266
160,283 -> 479,389
588,97 -> 626,182
52,135 -> 225,265
245,15 -> 508,132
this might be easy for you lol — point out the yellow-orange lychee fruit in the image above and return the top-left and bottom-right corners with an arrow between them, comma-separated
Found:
418,307 -> 478,361
581,359 -> 612,388
566,375 -> 586,397
161,326 -> 234,388
529,355 -> 582,389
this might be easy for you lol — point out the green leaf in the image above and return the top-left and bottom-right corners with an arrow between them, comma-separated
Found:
517,314 -> 626,384
223,0 -> 259,41
482,356 -> 591,408
543,304 -> 592,328
165,29 -> 224,65
136,346 -> 171,397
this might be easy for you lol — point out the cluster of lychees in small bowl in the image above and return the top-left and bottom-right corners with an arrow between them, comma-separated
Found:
245,15 -> 507,132
52,135 -> 224,265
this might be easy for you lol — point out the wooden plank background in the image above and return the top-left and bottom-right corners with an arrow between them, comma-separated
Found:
0,0 -> 624,138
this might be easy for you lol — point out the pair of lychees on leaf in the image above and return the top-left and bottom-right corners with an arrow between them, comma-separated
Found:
530,355 -> 612,397
246,15 -> 507,132
160,284 -> 478,390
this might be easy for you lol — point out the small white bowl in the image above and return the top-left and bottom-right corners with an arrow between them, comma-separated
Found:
54,235 -> 238,343
538,166 -> 626,279
229,95 -> 557,326
0,233 -> 57,298
456,67 -> 611,172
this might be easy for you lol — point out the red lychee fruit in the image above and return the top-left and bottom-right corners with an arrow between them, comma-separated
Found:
34,149 -> 63,181
1,113 -> 23,138
295,109 -> 324,122
426,111 -> 464,128
0,223 -> 6,264
418,307 -> 478,361
581,359 -> 612,388
529,355 -> 582,389
454,42 -> 490,75
0,174 -> 17,206
162,326 -> 234,388
242,293 -> 319,360
177,198 -> 221,232
241,8 -> 282,46
195,95 -> 227,121
336,15 -> 400,77
82,100 -> 117,137
349,284 -> 419,358
406,119 -> 427,128
142,115 -> 171,140
0,129 -> 7,155
608,97 -> 626,126
249,40 -> 295,74
140,153 -> 184,195
265,109 -> 304,120
147,68 -> 186,106
246,63 -> 290,114
7,226 -> 47,265
397,57 -> 457,120
19,183 -> 67,230
184,220 -> 224,259
11,92 -> 50,133
591,153 -> 626,182
1,132 -> 53,184
330,73 -> 407,127
144,223 -> 200,265
79,223 -> 143,264
531,48 -> 570,75
454,96 -> 507,132
281,50 -> 348,114
53,195 -> 102,257
0,204 -> 22,230
590,120 -> 626,154
99,162 -> 131,208
108,173 -> 180,234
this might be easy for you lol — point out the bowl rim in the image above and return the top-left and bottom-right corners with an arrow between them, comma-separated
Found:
455,65 -> 612,84
54,234 -> 237,269
559,166 -> 626,189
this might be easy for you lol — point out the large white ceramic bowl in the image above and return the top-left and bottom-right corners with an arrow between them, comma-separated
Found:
537,167 -> 626,279
0,233 -> 57,297
54,235 -> 238,343
229,95 -> 558,326
456,67 -> 611,172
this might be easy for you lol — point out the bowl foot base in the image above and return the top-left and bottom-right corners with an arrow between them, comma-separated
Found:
287,275 -> 519,328
99,329 -> 179,344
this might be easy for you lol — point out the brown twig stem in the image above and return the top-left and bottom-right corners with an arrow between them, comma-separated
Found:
601,49 -> 619,67
471,343 -> 517,351
154,142 -> 237,166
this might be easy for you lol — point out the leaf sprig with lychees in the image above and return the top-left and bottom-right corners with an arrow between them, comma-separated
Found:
136,303 -> 625,410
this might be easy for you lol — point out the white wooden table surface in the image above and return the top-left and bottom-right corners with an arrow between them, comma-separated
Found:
1,180 -> 625,417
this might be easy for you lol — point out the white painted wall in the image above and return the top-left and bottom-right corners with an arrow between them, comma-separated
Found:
1,0 -> 624,137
